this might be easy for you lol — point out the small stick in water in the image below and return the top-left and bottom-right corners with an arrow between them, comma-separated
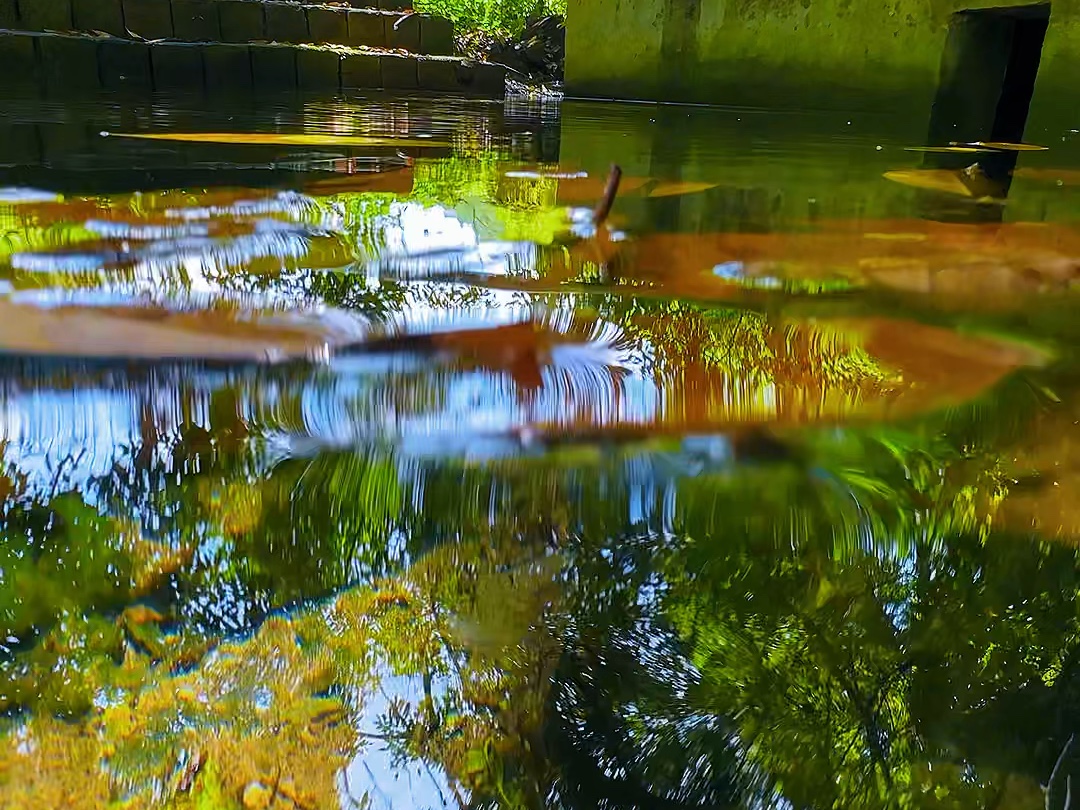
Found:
592,164 -> 623,227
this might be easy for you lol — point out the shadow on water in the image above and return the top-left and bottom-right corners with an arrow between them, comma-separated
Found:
4,83 -> 1080,809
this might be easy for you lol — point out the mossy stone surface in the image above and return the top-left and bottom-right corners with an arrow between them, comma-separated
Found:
264,3 -> 310,43
306,7 -> 349,44
417,57 -> 457,91
203,43 -> 253,91
251,44 -> 298,89
0,123 -> 42,165
20,0 -> 73,31
151,44 -> 205,89
297,47 -> 339,89
99,39 -> 153,91
0,0 -> 20,28
381,53 -> 417,88
455,60 -> 504,96
38,36 -> 101,93
217,1 -> 266,43
72,0 -> 125,36
122,0 -> 174,39
0,34 -> 37,88
420,15 -> 453,56
172,0 -> 221,41
340,51 -> 380,88
387,13 -> 420,51
346,10 -> 386,48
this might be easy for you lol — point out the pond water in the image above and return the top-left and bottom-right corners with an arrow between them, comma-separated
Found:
3,85 -> 1080,809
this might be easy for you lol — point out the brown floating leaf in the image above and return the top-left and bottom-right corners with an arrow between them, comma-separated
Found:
103,132 -> 450,149
0,297 -> 367,362
862,232 -> 928,241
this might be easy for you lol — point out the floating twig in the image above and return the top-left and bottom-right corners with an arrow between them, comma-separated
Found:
592,163 -> 622,227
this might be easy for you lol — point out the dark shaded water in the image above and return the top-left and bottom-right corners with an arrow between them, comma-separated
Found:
3,86 -> 1080,809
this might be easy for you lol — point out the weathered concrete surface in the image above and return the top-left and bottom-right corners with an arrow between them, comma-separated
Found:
565,0 -> 1078,128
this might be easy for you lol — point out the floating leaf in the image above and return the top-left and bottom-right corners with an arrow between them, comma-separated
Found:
883,169 -> 978,197
647,181 -> 719,197
883,168 -> 1005,201
862,232 -> 928,241
103,132 -> 450,148
951,141 -> 1049,151
904,146 -> 992,154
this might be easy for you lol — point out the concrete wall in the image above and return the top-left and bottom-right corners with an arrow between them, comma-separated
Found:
564,0 -> 1080,129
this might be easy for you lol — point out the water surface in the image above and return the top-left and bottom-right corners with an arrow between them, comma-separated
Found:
2,87 -> 1080,809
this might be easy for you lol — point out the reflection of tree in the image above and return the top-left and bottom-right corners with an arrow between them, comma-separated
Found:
0,261 -> 1077,807
6,382 -> 1080,808
612,298 -> 900,424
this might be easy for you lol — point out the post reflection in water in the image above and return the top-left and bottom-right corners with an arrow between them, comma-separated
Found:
1,87 -> 1080,810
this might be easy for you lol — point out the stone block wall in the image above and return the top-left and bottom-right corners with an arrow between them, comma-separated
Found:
0,30 -> 504,95
2,0 -> 454,54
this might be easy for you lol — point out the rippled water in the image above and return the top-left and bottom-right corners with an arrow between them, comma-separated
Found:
3,86 -> 1080,809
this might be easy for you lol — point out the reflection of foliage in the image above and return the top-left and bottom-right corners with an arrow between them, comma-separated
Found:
409,157 -> 570,246
611,297 -> 898,391
411,156 -> 505,209
374,535 -> 565,807
4,378 -> 1080,808
0,209 -> 96,261
231,450 -> 405,600
0,518 -> 561,809
329,193 -> 398,260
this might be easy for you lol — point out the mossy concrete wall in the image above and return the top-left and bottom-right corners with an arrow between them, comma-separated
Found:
565,0 -> 1080,128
